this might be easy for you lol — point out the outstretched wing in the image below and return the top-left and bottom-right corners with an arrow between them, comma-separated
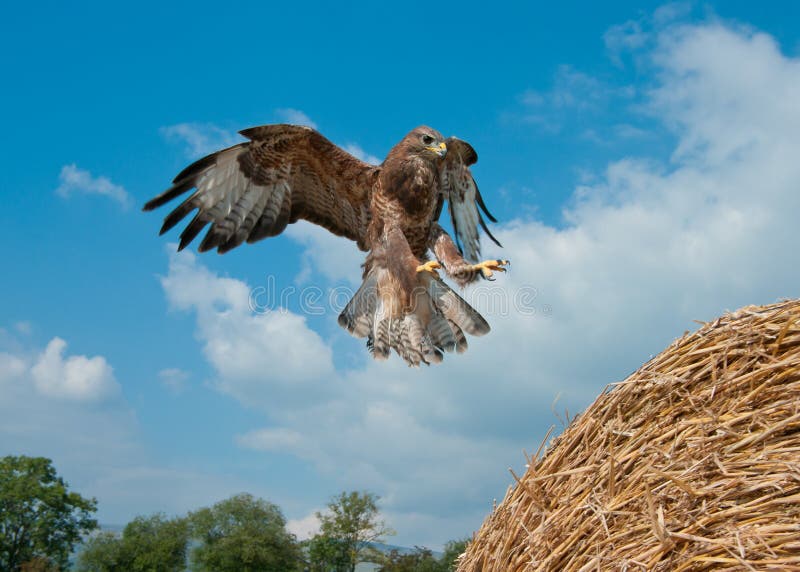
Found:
144,124 -> 377,253
439,137 -> 501,263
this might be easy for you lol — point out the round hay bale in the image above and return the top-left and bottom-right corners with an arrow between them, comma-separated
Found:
459,300 -> 800,571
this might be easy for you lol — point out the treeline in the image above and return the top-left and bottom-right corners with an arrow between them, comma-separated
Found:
0,456 -> 467,572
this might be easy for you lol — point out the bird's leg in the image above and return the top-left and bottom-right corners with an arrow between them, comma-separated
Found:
416,260 -> 442,273
384,226 -> 423,305
428,224 -> 509,287
469,259 -> 510,280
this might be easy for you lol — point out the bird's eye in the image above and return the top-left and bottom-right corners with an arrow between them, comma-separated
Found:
422,135 -> 434,145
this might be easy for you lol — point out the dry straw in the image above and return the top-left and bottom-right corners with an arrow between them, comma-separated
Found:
458,300 -> 800,571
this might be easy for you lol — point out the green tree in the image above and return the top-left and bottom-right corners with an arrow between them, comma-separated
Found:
378,547 -> 441,572
315,491 -> 394,572
0,455 -> 97,571
439,539 -> 468,571
376,539 -> 469,572
74,532 -> 123,571
188,493 -> 301,572
305,534 -> 350,572
75,513 -> 189,572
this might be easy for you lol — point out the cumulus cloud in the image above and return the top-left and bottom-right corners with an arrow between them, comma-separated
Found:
26,337 -> 119,401
286,511 -> 321,540
285,222 -> 364,286
0,330 -> 144,522
0,329 -> 289,527
156,17 -> 800,547
166,248 -> 551,543
0,352 -> 27,383
56,164 -> 130,208
160,123 -> 242,158
160,248 -> 336,407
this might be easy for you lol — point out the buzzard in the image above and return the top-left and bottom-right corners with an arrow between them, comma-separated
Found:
144,124 -> 508,365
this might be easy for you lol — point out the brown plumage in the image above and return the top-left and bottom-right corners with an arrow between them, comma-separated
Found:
144,124 -> 507,365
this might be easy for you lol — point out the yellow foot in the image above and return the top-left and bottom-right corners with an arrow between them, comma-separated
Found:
473,259 -> 510,280
416,260 -> 442,273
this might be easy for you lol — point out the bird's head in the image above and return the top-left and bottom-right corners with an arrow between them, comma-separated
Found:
405,126 -> 447,160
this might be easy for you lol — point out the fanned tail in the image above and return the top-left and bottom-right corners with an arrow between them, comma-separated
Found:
338,264 -> 489,366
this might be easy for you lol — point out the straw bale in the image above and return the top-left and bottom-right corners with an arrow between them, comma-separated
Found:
458,300 -> 800,571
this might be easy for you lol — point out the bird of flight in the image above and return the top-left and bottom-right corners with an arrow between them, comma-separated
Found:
144,124 -> 508,366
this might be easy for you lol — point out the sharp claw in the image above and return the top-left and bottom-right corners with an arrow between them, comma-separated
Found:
473,258 -> 510,279
417,260 -> 442,273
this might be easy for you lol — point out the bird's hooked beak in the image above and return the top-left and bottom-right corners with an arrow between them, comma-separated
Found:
427,142 -> 447,158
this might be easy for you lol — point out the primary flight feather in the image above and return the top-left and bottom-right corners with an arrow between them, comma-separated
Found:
144,124 -> 508,365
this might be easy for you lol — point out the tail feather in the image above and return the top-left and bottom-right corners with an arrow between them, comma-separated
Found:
338,263 -> 488,366
397,314 -> 443,365
338,272 -> 378,337
426,276 -> 490,336
369,302 -> 392,361
448,319 -> 469,354
428,313 -> 457,353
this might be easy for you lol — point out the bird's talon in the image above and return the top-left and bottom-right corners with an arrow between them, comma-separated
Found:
472,258 -> 510,279
416,260 -> 442,273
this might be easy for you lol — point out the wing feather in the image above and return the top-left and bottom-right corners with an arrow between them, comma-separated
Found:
439,137 -> 502,262
144,125 -> 376,253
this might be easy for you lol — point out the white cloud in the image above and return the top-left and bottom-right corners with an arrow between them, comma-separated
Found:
0,329 -> 291,528
275,108 -> 318,129
0,352 -> 27,383
236,427 -> 305,451
56,164 -> 130,208
29,337 -> 119,401
159,248 -> 336,407
285,222 -> 364,286
286,511 -> 321,540
160,123 -> 242,158
526,65 -> 635,112
519,65 -> 636,134
0,331 -> 144,520
160,248 -> 527,543
653,2 -> 693,25
343,143 -> 381,165
604,20 -> 649,66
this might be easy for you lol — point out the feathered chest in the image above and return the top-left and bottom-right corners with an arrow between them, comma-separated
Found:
376,158 -> 441,219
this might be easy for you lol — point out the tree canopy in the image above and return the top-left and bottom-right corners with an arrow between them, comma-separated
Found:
305,534 -> 350,572
377,539 -> 469,572
439,539 -> 468,571
378,547 -> 441,572
188,493 -> 301,572
0,455 -> 97,571
1,457 -> 466,572
313,491 -> 394,572
75,513 -> 189,572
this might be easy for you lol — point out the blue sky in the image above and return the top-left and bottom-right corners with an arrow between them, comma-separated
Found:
3,1 -> 800,548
